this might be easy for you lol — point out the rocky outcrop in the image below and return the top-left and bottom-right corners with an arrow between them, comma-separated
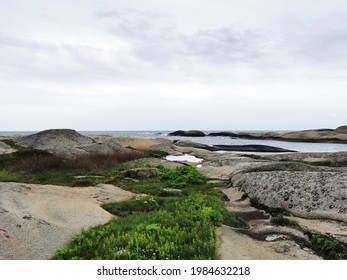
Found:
168,130 -> 205,137
269,152 -> 347,167
336,125 -> 347,134
0,141 -> 16,155
15,129 -> 129,158
227,129 -> 347,144
173,140 -> 295,153
212,144 -> 295,153
173,140 -> 215,151
208,132 -> 238,137
208,127 -> 347,144
232,171 -> 347,223
16,129 -> 94,150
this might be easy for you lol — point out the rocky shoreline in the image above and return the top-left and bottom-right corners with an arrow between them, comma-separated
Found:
169,126 -> 347,144
1,128 -> 347,259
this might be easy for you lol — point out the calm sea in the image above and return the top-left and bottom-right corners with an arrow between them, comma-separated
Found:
1,130 -> 347,153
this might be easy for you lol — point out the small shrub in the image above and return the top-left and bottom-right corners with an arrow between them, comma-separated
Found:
159,165 -> 206,188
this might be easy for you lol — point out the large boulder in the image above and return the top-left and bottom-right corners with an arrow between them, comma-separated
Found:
16,129 -> 94,150
336,125 -> 347,134
168,130 -> 205,137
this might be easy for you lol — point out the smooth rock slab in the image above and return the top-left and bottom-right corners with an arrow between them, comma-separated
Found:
0,182 -> 136,259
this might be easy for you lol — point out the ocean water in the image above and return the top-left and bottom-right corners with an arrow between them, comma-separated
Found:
1,130 -> 347,153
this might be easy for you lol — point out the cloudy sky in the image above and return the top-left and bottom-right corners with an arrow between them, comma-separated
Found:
1,0 -> 347,131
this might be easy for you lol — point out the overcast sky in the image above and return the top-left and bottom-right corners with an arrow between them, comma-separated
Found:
1,0 -> 347,131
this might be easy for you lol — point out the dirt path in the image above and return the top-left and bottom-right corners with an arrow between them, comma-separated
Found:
0,182 -> 137,259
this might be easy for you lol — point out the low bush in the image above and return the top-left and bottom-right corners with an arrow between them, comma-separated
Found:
159,165 -> 206,188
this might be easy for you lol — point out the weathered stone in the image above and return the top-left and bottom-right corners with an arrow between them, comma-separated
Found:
16,129 -> 94,150
231,171 -> 347,223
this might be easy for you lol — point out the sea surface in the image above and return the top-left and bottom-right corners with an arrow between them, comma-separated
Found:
1,130 -> 347,153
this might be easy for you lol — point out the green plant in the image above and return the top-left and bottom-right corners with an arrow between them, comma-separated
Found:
54,164 -> 244,260
55,194 -> 222,260
306,233 -> 347,260
159,165 -> 206,188
103,195 -> 160,217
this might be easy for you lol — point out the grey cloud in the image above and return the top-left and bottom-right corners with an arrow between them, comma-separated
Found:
0,33 -> 58,51
0,33 -> 125,83
180,28 -> 268,64
97,9 -> 270,66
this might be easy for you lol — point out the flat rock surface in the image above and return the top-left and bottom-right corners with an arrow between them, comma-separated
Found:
0,182 -> 137,259
216,225 -> 320,260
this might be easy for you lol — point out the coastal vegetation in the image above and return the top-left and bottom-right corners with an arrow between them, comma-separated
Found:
0,147 -> 165,186
55,164 -> 243,260
0,143 -> 242,259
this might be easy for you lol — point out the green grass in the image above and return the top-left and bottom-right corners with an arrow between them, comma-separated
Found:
55,194 -> 222,260
159,165 -> 206,188
54,165 -> 244,260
